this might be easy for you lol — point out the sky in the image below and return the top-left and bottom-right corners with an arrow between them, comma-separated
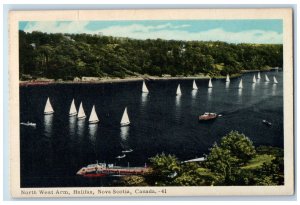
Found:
19,20 -> 283,44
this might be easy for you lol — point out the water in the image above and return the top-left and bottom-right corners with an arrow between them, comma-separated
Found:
20,71 -> 283,187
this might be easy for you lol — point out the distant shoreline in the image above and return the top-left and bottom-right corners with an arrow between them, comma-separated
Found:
19,69 -> 280,86
19,75 -> 239,86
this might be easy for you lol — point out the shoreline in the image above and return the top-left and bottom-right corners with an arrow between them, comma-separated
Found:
19,74 -> 245,86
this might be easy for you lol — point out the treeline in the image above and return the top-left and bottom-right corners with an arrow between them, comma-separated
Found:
19,30 -> 283,80
119,131 -> 284,186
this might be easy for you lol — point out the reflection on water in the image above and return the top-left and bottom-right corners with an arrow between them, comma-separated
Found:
120,126 -> 130,141
77,119 -> 85,141
175,95 -> 181,106
191,90 -> 197,99
207,88 -> 212,101
141,93 -> 148,105
44,114 -> 53,138
251,83 -> 256,96
175,95 -> 182,123
225,82 -> 230,89
272,84 -> 277,96
69,116 -> 77,138
88,124 -> 98,144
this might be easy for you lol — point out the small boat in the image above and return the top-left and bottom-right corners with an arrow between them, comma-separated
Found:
88,105 -> 99,124
238,79 -> 243,89
226,74 -> 230,82
198,112 -> 218,121
142,81 -> 149,93
273,76 -> 278,84
262,120 -> 272,126
120,107 -> 130,126
257,72 -> 261,79
20,121 -> 36,127
69,99 -> 77,116
77,102 -> 86,119
265,74 -> 270,82
176,84 -> 182,96
122,149 -> 133,153
208,78 -> 213,88
192,80 -> 198,90
116,154 -> 126,159
253,75 -> 256,83
44,97 -> 54,115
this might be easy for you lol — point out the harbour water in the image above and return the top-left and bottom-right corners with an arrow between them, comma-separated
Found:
20,71 -> 283,187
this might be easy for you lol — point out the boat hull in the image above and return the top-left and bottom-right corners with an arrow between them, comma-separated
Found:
78,116 -> 86,120
69,112 -> 77,116
44,111 -> 54,115
89,120 -> 99,124
120,122 -> 130,127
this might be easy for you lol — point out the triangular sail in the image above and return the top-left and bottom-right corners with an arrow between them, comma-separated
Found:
89,105 -> 99,123
253,75 -> 256,83
69,99 -> 77,116
208,78 -> 213,88
77,102 -> 86,119
192,80 -> 198,90
273,76 -> 278,84
226,74 -> 230,82
120,107 -> 130,125
265,74 -> 270,82
44,97 -> 54,114
239,79 -> 243,89
257,72 -> 261,79
176,84 -> 182,95
142,81 -> 149,93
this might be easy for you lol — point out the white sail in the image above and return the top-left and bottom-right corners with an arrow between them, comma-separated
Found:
69,99 -> 77,116
265,74 -> 270,82
226,74 -> 230,82
120,107 -> 130,126
176,84 -> 182,95
142,81 -> 149,93
192,80 -> 198,90
273,76 -> 278,84
44,97 -> 54,114
239,79 -> 243,89
77,102 -> 86,119
252,75 -> 256,83
208,78 -> 213,88
257,72 -> 261,79
89,105 -> 99,124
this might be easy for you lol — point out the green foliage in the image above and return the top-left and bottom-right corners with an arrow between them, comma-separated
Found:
19,31 -> 283,80
220,131 -> 256,164
120,131 -> 284,187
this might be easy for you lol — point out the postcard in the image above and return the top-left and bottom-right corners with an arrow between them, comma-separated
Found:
9,8 -> 294,197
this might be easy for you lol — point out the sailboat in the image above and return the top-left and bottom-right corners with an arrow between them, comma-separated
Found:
238,79 -> 243,89
120,107 -> 130,126
208,78 -> 213,88
142,81 -> 149,93
176,84 -> 182,95
77,102 -> 86,119
257,72 -> 261,79
226,74 -> 230,82
69,99 -> 77,116
192,80 -> 198,90
44,97 -> 54,115
265,74 -> 270,82
273,76 -> 278,84
89,105 -> 99,124
252,75 -> 256,83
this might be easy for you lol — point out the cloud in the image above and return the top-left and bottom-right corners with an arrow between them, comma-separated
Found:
23,21 -> 282,44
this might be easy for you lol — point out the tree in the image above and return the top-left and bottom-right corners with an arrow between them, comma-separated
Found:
205,131 -> 256,185
148,153 -> 181,186
220,131 -> 256,164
